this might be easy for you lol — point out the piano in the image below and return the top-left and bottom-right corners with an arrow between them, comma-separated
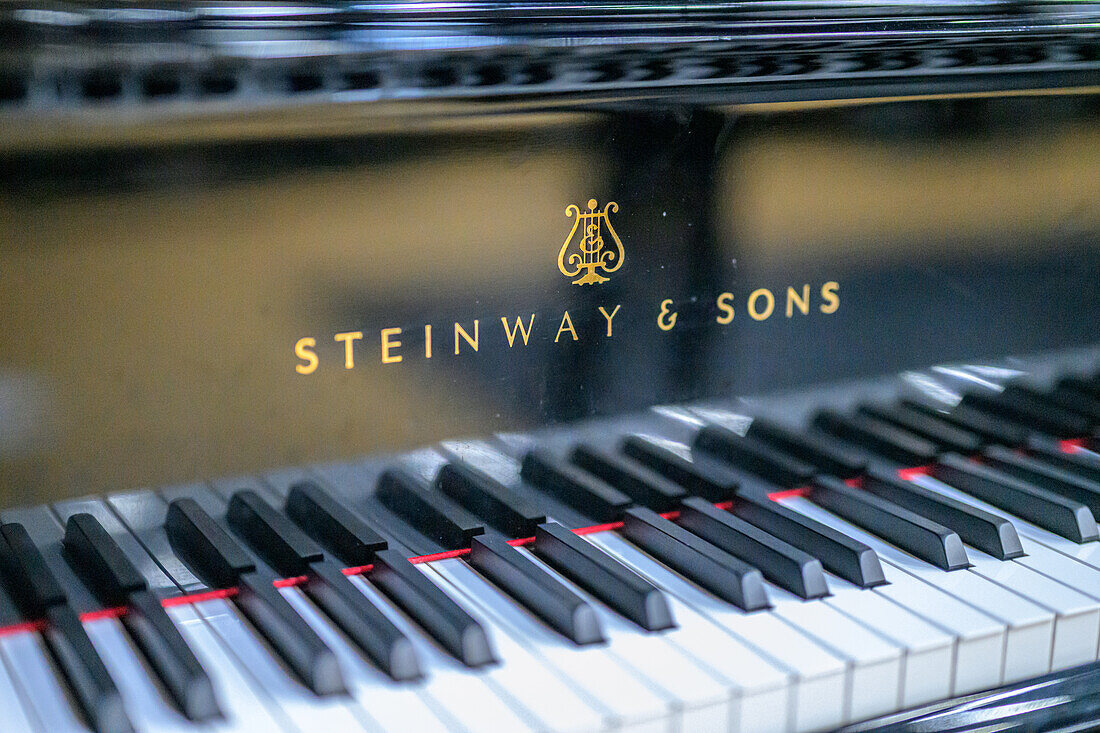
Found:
1,0 -> 1099,730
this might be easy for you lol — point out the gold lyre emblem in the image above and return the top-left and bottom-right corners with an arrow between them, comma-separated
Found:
558,198 -> 624,285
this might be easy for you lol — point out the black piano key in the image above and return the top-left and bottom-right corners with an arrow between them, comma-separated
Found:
694,426 -> 816,488
1016,384 -> 1100,423
125,590 -> 221,721
165,498 -> 255,588
676,497 -> 828,599
729,491 -> 886,588
902,399 -> 1031,446
227,490 -> 325,577
811,476 -> 970,570
60,514 -> 222,720
435,462 -> 546,539
858,403 -> 984,454
861,469 -> 1024,560
370,549 -> 495,667
521,451 -> 632,522
532,522 -> 674,631
570,444 -> 686,512
982,445 -> 1100,516
62,514 -> 147,605
812,411 -> 939,466
377,468 -> 486,550
1027,437 -> 1100,483
745,419 -> 866,479
44,604 -> 132,733
468,534 -> 605,644
284,481 -> 388,566
1060,376 -> 1100,402
0,522 -> 67,612
931,454 -> 1099,543
306,562 -> 421,681
961,390 -> 1091,438
235,573 -> 346,695
621,435 -> 740,501
620,507 -> 771,610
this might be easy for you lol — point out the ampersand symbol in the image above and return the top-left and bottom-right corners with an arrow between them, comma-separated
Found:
657,299 -> 678,331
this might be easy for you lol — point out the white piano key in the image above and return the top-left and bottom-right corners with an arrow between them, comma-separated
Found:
577,532 -> 848,732
83,618 -> 197,733
583,534 -> 792,733
191,598 -> 375,733
0,635 -> 41,733
513,546 -> 734,732
345,574 -> 541,733
783,496 -> 1052,685
418,559 -> 624,733
165,604 -> 293,733
275,585 -> 457,733
424,556 -> 672,732
818,575 -> 954,708
0,631 -> 90,732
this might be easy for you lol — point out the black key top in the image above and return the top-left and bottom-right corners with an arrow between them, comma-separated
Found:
45,604 -> 132,733
285,481 -> 387,566
62,514 -> 146,604
165,499 -> 345,695
812,411 -> 939,466
729,491 -> 886,588
1060,376 -> 1100,402
0,522 -> 67,613
931,454 -> 1099,543
745,419 -> 866,479
468,534 -> 604,644
621,435 -> 740,501
1016,384 -> 1100,423
307,563 -> 421,681
982,445 -> 1100,517
571,445 -> 686,512
521,451 -> 632,522
165,498 -> 255,588
370,548 -> 495,667
677,498 -> 828,598
694,426 -> 816,488
858,403 -> 984,454
621,507 -> 770,610
861,469 -> 1024,560
1027,436 -> 1100,483
532,522 -> 674,631
125,590 -> 221,720
435,463 -> 546,539
902,399 -> 1031,446
377,468 -> 486,550
62,514 -> 221,721
961,390 -> 1091,438
235,573 -> 346,695
227,490 -> 324,577
811,476 -> 970,570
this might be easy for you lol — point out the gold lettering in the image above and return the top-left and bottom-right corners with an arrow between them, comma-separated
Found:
598,305 -> 621,337
424,324 -> 433,358
381,328 -> 403,364
334,331 -> 363,369
454,320 -> 479,354
716,292 -> 735,324
294,337 -> 318,375
555,311 -> 578,342
501,315 -> 535,348
657,299 -> 678,331
820,281 -> 840,314
748,289 -> 775,321
786,285 -> 810,318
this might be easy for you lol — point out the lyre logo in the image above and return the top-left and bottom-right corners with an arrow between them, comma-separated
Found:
558,198 -> 624,285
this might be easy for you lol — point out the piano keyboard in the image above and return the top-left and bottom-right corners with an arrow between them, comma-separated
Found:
3,362 -> 1100,732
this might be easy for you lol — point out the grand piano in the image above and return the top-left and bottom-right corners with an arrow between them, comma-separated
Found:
0,0 -> 1099,730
